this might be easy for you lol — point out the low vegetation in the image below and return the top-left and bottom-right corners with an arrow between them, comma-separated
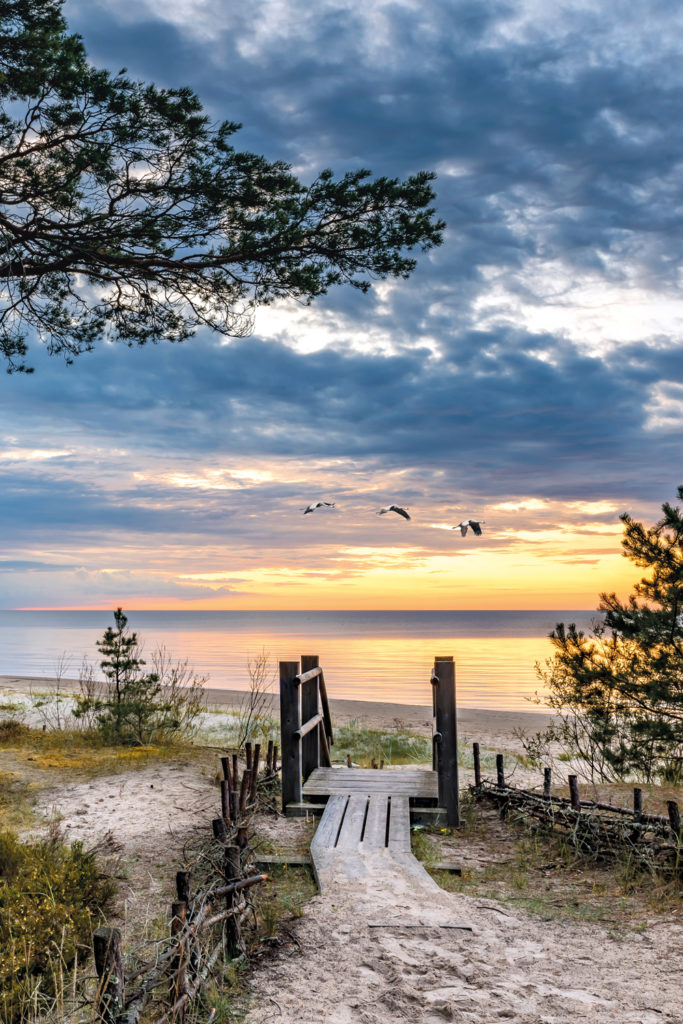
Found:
0,828 -> 115,1024
413,789 -> 682,933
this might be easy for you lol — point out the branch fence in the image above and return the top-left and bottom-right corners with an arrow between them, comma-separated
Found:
92,740 -> 280,1024
471,742 -> 682,873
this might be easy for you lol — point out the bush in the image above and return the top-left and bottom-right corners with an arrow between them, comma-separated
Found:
0,830 -> 115,1024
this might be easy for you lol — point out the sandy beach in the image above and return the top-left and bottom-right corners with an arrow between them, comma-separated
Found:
0,673 -> 554,760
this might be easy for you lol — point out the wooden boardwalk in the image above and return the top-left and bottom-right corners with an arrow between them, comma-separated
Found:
308,769 -> 441,892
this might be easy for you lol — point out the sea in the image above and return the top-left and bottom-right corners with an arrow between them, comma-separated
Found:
0,609 -> 601,713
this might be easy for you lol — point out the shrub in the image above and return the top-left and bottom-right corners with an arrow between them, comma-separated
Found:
0,829 -> 115,1024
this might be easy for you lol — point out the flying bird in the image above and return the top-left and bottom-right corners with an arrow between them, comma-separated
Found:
454,519 -> 485,536
377,505 -> 411,520
302,501 -> 335,514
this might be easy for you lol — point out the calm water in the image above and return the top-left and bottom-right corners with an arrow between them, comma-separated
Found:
0,610 -> 599,712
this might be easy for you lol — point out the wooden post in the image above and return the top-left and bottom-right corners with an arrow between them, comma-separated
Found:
496,754 -> 505,789
300,655 -> 321,782
212,817 -> 227,842
220,780 -> 231,822
273,744 -> 279,771
667,800 -> 682,838
279,660 -> 301,812
220,755 -> 232,788
266,739 -> 274,773
434,657 -> 459,826
170,901 -> 187,1022
176,870 -> 192,906
230,786 -> 239,822
239,769 -> 250,815
472,742 -> 481,787
543,767 -> 552,799
232,754 -> 238,786
250,743 -> 261,803
568,775 -> 581,811
93,927 -> 125,1024
224,846 -> 242,957
633,787 -> 643,821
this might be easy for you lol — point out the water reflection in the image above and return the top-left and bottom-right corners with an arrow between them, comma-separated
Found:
0,619 -> 553,712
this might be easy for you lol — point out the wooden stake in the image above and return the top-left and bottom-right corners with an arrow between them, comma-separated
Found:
220,779 -> 231,822
239,769 -> 250,815
496,754 -> 505,789
93,927 -> 124,1024
170,901 -> 187,1023
175,870 -> 192,905
667,800 -> 682,838
543,767 -> 552,799
224,846 -> 242,957
245,742 -> 253,772
568,775 -> 581,811
273,744 -> 279,771
212,817 -> 227,843
221,755 -> 232,788
232,754 -> 238,786
250,744 -> 261,803
266,739 -> 274,772
633,787 -> 643,821
473,742 -> 481,787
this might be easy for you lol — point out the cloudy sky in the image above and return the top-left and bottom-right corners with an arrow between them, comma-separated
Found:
1,0 -> 682,610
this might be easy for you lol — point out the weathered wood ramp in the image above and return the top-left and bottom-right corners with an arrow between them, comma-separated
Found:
308,770 -> 441,893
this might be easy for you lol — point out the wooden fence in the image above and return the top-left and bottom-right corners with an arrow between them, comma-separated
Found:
279,656 -> 333,812
471,743 -> 682,872
92,741 -> 279,1024
279,653 -> 461,826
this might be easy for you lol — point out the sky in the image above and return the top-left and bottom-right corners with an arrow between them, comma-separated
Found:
1,0 -> 682,611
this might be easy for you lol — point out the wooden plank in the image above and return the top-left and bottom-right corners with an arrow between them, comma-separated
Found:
297,666 -> 322,684
253,853 -> 312,867
336,794 -> 368,849
284,801 -> 327,818
311,794 -> 348,852
303,779 -> 437,798
362,794 -> 389,848
388,795 -> 411,850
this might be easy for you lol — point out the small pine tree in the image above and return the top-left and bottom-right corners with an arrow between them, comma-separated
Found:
74,608 -> 205,745
532,486 -> 683,783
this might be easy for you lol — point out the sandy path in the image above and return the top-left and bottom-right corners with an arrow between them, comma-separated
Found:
246,871 -> 680,1024
35,762 -> 218,924
30,760 -> 682,1023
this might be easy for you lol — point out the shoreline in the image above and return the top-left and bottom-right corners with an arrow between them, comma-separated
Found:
0,673 -> 555,745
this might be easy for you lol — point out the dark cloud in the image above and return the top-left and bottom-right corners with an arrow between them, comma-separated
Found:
2,0 -> 682,601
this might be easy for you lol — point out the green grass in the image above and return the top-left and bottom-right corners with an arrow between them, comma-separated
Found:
415,792 -> 683,929
333,718 -> 432,765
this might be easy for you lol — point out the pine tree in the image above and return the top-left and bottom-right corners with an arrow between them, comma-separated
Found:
534,486 -> 683,782
0,1 -> 443,372
94,608 -> 159,742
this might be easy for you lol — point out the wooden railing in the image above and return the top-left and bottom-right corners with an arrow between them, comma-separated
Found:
279,656 -> 334,811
